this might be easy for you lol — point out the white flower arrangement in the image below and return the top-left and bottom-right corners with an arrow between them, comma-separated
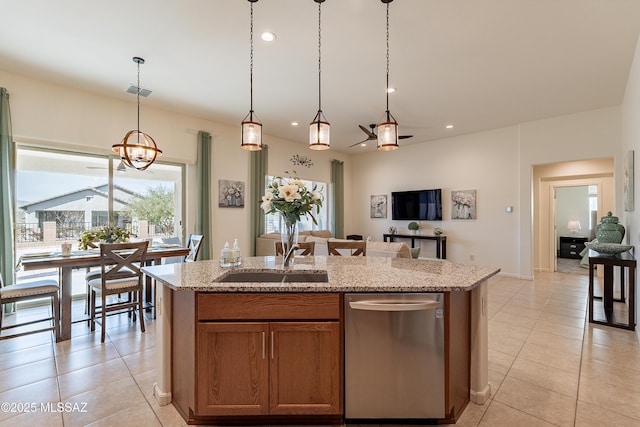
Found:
261,171 -> 323,225
452,191 -> 473,207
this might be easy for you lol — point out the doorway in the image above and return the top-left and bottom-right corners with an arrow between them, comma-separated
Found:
532,158 -> 614,274
552,185 -> 598,274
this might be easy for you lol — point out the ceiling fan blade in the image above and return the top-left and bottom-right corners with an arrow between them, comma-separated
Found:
399,135 -> 413,139
348,138 -> 370,148
358,124 -> 376,139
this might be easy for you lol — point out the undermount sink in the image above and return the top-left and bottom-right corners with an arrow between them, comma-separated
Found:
215,271 -> 329,283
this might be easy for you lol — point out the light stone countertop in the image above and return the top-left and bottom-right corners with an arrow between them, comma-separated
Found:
142,256 -> 501,293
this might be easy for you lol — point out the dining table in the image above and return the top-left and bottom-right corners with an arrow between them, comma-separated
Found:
19,244 -> 190,341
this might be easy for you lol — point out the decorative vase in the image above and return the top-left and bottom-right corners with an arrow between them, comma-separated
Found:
595,212 -> 625,243
280,214 -> 299,267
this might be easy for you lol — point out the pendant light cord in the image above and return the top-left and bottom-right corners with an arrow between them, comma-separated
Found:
385,1 -> 390,114
318,0 -> 322,112
250,1 -> 254,114
137,60 -> 141,142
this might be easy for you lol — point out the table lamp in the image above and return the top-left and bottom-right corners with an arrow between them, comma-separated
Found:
567,220 -> 581,235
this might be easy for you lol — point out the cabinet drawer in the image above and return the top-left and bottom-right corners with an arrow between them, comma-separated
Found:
197,293 -> 341,321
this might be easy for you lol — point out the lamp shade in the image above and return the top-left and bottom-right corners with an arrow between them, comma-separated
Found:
567,220 -> 581,231
377,112 -> 399,151
309,110 -> 330,150
241,111 -> 262,151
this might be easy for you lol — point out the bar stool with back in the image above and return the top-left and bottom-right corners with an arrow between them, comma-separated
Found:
88,241 -> 148,342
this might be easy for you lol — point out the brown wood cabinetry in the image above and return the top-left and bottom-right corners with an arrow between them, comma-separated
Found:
172,292 -> 343,424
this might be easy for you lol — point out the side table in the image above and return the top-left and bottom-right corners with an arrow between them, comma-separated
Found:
588,250 -> 636,331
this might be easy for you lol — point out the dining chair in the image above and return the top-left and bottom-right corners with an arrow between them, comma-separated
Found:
327,240 -> 366,256
185,234 -> 204,262
275,241 -> 315,256
88,241 -> 148,342
162,234 -> 204,264
0,274 -> 60,342
151,234 -> 203,319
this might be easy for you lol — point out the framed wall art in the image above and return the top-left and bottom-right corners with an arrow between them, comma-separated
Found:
219,180 -> 245,208
451,190 -> 476,220
370,195 -> 387,218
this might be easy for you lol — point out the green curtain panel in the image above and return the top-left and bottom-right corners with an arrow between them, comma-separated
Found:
195,131 -> 212,260
0,88 -> 15,293
250,145 -> 268,255
331,159 -> 344,239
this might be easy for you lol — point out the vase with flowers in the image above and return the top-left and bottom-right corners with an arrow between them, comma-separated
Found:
261,171 -> 323,266
79,224 -> 131,250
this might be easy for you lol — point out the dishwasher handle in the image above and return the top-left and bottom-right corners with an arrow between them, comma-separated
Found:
349,300 -> 440,312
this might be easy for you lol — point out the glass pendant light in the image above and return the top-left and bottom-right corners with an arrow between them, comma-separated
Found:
377,0 -> 399,151
309,0 -> 330,150
241,0 -> 262,151
112,57 -> 162,171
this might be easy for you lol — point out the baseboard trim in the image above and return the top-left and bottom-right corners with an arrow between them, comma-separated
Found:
153,382 -> 172,406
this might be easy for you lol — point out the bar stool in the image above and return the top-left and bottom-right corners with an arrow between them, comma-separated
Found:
0,274 -> 60,342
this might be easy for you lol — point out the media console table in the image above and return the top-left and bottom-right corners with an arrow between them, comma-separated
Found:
383,233 -> 447,259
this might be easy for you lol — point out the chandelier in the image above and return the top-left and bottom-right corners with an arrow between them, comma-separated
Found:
112,57 -> 162,171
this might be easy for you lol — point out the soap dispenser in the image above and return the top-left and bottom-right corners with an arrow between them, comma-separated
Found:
232,239 -> 241,266
220,241 -> 231,267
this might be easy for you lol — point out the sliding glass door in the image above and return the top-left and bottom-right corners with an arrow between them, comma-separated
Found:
15,146 -> 184,295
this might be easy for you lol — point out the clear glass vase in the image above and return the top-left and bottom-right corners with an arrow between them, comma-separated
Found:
280,214 -> 299,267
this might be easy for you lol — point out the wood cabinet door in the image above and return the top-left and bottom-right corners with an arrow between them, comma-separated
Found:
196,322 -> 269,416
269,321 -> 341,415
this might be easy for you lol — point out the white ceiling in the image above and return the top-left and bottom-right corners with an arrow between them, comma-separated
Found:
2,0 -> 640,152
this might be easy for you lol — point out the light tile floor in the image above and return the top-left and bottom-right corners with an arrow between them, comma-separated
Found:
0,270 -> 639,426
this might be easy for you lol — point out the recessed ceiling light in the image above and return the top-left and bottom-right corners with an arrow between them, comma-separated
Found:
386,87 -> 396,93
261,32 -> 276,42
445,124 -> 454,129
360,142 -> 367,147
291,121 -> 299,126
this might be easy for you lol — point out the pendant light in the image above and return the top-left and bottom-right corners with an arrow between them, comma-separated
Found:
377,0 -> 399,151
309,0 -> 330,150
241,0 -> 262,151
112,57 -> 162,170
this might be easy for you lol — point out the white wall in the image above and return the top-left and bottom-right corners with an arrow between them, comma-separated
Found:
621,33 -> 640,323
351,107 -> 622,278
1,69 -> 351,256
351,126 -> 521,275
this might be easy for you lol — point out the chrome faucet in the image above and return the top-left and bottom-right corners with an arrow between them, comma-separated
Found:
283,244 -> 299,267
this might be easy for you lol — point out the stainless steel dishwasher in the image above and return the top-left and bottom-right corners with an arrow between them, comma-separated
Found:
345,293 -> 445,419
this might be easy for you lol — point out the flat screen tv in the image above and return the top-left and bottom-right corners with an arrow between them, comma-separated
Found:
391,189 -> 442,221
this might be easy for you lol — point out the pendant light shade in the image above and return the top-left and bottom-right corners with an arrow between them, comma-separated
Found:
377,0 -> 399,151
309,0 -> 330,150
377,111 -> 399,151
241,0 -> 262,151
112,57 -> 162,171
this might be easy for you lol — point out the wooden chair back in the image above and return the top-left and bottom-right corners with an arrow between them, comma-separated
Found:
98,241 -> 148,285
186,234 -> 204,262
327,240 -> 366,256
274,241 -> 315,256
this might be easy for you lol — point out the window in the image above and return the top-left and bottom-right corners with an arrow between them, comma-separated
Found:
15,146 -> 184,296
264,175 -> 329,233
588,185 -> 598,230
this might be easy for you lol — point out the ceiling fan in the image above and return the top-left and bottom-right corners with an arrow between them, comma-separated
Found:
348,124 -> 413,148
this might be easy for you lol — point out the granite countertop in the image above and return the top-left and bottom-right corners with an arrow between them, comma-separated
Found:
142,256 -> 500,293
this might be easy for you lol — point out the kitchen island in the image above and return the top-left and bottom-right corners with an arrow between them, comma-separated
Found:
142,256 -> 500,425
